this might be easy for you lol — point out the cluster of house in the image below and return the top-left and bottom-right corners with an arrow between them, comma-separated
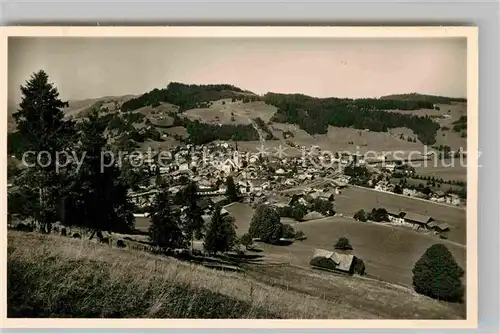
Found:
374,180 -> 461,206
385,208 -> 451,233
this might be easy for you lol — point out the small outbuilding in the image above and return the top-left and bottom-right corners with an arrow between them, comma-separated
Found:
310,248 -> 359,275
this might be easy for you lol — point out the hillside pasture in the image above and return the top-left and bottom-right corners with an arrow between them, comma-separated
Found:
215,201 -> 466,290
334,186 -> 467,245
7,231 -> 464,319
270,124 -> 427,156
184,99 -> 277,125
413,158 -> 467,182
251,216 -> 466,290
387,103 -> 467,151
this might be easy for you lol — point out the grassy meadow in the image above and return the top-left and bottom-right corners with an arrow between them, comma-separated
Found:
7,231 -> 464,319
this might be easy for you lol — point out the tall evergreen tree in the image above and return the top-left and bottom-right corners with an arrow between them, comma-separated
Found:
149,187 -> 186,249
12,70 -> 75,232
225,176 -> 240,203
180,181 -> 204,251
64,108 -> 134,236
412,244 -> 465,302
203,205 -> 237,255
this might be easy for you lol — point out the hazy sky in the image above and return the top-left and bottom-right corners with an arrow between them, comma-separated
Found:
8,37 -> 467,103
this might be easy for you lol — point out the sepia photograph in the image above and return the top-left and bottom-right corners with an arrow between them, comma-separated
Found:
2,27 -> 478,327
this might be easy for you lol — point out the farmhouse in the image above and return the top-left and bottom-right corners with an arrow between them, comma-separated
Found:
402,212 -> 434,230
385,208 -> 406,225
309,248 -> 358,275
427,221 -> 451,232
384,208 -> 439,231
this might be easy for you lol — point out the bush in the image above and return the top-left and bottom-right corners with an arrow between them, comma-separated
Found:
334,237 -> 353,250
282,224 -> 296,239
353,258 -> 366,275
294,230 -> 307,241
353,209 -> 367,222
367,208 -> 389,222
412,244 -> 464,302
116,239 -> 126,248
239,233 -> 253,249
312,198 -> 335,216
15,223 -> 33,232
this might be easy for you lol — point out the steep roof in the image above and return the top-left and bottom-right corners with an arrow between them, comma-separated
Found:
310,248 -> 355,272
402,212 -> 433,224
385,207 -> 402,217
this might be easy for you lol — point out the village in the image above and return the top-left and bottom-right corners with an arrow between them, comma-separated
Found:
127,141 -> 464,239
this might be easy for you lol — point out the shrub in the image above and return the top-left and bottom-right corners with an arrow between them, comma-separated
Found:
367,208 -> 389,222
282,224 -> 296,239
353,258 -> 366,275
334,237 -> 353,250
312,198 -> 335,216
353,209 -> 367,222
116,239 -> 126,248
15,223 -> 33,232
412,244 -> 464,302
294,230 -> 307,241
239,233 -> 253,250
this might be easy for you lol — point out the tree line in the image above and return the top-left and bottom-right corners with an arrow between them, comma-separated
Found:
121,82 -> 251,112
379,93 -> 466,104
264,93 -> 441,145
167,114 -> 259,145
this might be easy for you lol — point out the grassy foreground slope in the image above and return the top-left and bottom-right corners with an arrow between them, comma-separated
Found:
7,231 -> 464,319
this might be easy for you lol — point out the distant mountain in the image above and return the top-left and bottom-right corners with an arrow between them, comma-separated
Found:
380,93 -> 466,104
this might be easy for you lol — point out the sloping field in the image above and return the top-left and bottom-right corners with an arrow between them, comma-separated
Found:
219,202 -> 466,290
184,99 -> 277,125
63,94 -> 137,118
7,231 -> 464,319
253,216 -> 466,289
413,159 -> 467,182
270,124 -> 426,155
387,103 -> 467,151
334,186 -> 467,244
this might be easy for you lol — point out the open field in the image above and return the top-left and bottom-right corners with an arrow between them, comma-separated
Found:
238,215 -> 466,289
7,231 -> 465,319
413,159 -> 467,182
387,103 -> 467,150
270,124 -> 427,154
334,186 -> 466,244
130,198 -> 465,290
184,99 -> 277,125
207,202 -> 466,289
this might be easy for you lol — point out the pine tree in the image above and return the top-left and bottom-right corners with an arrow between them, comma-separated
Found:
412,244 -> 465,302
64,108 -> 134,236
179,181 -> 205,251
149,187 -> 186,249
203,205 -> 237,254
225,176 -> 240,203
12,70 -> 75,232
